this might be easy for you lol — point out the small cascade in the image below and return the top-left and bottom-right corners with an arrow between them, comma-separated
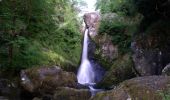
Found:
77,29 -> 95,85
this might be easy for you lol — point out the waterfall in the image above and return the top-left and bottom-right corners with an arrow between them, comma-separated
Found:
77,29 -> 95,85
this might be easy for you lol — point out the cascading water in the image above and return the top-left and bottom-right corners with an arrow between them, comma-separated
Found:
77,29 -> 95,85
77,28 -> 104,96
77,12 -> 105,96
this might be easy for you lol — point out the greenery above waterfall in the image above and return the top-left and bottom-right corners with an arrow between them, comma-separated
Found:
96,0 -> 141,54
0,0 -> 83,70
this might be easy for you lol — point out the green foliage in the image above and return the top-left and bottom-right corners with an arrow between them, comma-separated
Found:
96,54 -> 135,89
134,20 -> 170,50
12,37 -> 47,68
98,18 -> 132,55
134,0 -> 170,31
134,0 -> 170,18
0,0 -> 81,70
96,0 -> 137,16
96,0 -> 141,55
160,89 -> 170,100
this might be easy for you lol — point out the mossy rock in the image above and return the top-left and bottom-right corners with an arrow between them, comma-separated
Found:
95,54 -> 136,89
53,87 -> 91,100
20,66 -> 77,93
91,76 -> 170,100
132,20 -> 170,76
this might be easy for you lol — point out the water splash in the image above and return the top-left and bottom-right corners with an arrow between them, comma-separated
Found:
77,29 -> 95,85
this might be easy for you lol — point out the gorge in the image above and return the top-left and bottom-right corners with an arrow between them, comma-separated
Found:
0,0 -> 170,100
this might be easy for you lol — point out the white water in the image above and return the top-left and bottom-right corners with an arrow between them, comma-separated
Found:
77,29 -> 95,85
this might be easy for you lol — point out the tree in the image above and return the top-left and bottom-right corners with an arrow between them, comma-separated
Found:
0,0 -> 81,69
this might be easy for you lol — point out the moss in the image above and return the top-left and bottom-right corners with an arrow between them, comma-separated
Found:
91,91 -> 109,100
54,87 -> 91,100
160,88 -> 170,100
92,76 -> 170,100
21,66 -> 77,93
123,82 -> 162,100
91,85 -> 128,100
95,54 -> 136,89
98,19 -> 132,55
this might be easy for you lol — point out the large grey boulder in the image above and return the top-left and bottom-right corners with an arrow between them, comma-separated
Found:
20,66 -> 77,93
131,41 -> 170,76
91,76 -> 170,100
131,21 -> 170,76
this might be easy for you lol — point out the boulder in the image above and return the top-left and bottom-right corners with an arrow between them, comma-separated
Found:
131,21 -> 170,76
91,76 -> 170,100
132,48 -> 160,75
53,87 -> 91,100
131,41 -> 170,76
20,66 -> 77,93
83,12 -> 100,38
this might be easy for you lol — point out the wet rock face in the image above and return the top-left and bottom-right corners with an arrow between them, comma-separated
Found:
95,35 -> 119,61
88,39 -> 96,59
83,12 -> 100,37
87,39 -> 106,84
91,76 -> 170,100
20,66 -> 77,93
131,41 -> 170,76
101,42 -> 118,60
53,87 -> 91,100
90,59 -> 105,83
